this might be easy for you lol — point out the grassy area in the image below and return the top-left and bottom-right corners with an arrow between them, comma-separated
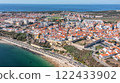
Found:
95,45 -> 104,50
0,30 -> 27,41
53,49 -> 66,55
52,17 -> 61,19
64,45 -> 105,67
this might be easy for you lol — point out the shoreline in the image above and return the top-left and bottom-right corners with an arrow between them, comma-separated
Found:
0,9 -> 119,13
0,39 -> 12,44
0,39 -> 74,67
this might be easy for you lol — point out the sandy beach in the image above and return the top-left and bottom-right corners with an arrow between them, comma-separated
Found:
42,56 -> 74,67
0,39 -> 12,44
0,39 -> 74,67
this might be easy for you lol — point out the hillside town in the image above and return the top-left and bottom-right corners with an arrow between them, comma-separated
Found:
1,11 -> 120,67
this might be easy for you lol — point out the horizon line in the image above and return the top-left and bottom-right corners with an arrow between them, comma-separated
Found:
0,3 -> 120,5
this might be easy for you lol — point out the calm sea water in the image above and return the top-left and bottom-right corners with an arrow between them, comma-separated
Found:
0,43 -> 53,67
0,4 -> 120,12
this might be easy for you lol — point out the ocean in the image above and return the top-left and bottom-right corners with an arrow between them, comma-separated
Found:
0,4 -> 120,12
0,43 -> 53,67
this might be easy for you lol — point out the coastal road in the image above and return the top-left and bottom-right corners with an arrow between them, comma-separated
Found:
92,54 -> 111,67
1,37 -> 87,67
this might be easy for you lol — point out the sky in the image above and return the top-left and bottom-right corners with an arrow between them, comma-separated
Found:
0,0 -> 120,4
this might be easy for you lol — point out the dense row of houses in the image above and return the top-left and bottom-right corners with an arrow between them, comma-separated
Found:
99,46 -> 120,60
1,12 -> 120,60
1,18 -> 120,43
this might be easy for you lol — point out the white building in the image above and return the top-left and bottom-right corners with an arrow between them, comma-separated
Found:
117,21 -> 120,28
83,19 -> 104,24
